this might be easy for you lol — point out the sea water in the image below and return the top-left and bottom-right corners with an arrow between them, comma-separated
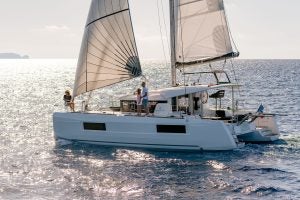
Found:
0,59 -> 299,199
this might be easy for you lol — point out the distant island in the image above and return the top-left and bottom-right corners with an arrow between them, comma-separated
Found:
0,53 -> 29,59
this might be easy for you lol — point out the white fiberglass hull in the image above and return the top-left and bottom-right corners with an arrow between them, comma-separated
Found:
53,112 -> 241,151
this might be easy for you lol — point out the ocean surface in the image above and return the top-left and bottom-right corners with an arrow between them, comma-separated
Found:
0,59 -> 299,199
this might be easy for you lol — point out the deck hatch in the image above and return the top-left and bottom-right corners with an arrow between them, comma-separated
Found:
83,122 -> 106,131
157,125 -> 186,134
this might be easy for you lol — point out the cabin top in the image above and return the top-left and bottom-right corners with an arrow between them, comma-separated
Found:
120,83 -> 241,101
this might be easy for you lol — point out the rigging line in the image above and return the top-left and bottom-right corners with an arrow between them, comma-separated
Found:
160,0 -> 171,56
156,0 -> 168,68
85,91 -> 93,108
110,1 -> 137,61
222,59 -> 226,71
141,75 -> 158,89
127,0 -> 142,69
123,1 -> 142,68
102,0 -> 135,65
88,26 -> 130,65
119,0 -> 139,59
223,1 -> 239,52
218,1 -> 231,56
217,59 -> 227,82
85,26 -> 89,94
93,23 -> 131,62
230,58 -> 241,96
209,63 -> 213,71
178,0 -> 188,113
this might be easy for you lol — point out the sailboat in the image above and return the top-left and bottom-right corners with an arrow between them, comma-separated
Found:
53,0 -> 279,151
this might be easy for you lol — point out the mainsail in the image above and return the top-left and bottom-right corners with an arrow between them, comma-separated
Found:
172,0 -> 238,67
73,0 -> 141,97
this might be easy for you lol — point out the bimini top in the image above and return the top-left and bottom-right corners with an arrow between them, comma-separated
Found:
120,83 -> 241,101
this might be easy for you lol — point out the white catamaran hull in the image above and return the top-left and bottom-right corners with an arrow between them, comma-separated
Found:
53,112 -> 241,151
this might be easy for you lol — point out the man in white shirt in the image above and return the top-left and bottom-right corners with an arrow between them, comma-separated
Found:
141,82 -> 149,115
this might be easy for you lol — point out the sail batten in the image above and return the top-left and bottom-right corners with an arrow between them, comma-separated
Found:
173,0 -> 238,67
86,8 -> 129,27
73,0 -> 141,97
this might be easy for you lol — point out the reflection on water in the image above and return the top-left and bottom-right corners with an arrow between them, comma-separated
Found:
0,59 -> 299,199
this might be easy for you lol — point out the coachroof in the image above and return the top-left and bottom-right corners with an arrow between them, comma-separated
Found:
120,83 -> 241,101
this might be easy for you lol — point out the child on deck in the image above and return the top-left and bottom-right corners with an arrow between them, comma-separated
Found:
136,88 -> 142,116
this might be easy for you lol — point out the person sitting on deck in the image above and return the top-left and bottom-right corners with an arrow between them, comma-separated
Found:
63,90 -> 75,112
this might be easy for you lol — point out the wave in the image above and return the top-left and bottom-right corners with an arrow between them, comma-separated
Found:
237,166 -> 289,174
233,185 -> 287,196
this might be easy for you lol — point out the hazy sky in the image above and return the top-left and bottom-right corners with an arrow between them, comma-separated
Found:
0,0 -> 299,59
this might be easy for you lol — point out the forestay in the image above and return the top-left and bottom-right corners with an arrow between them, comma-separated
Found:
73,0 -> 141,97
173,0 -> 237,66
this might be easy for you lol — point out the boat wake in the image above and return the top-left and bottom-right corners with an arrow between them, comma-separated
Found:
232,185 -> 287,196
237,166 -> 290,174
56,139 -> 73,146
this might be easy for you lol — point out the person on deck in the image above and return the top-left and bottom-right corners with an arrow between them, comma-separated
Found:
141,82 -> 149,115
63,90 -> 75,112
136,88 -> 142,116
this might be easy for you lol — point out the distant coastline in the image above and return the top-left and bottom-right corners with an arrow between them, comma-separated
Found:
0,53 -> 29,59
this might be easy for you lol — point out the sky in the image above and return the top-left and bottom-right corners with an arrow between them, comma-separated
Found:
0,0 -> 299,60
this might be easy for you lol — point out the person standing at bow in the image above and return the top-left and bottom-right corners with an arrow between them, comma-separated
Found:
141,82 -> 149,115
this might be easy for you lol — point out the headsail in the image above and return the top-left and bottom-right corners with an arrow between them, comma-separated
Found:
73,0 -> 141,97
172,0 -> 238,67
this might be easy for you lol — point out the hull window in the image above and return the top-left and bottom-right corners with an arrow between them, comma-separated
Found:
83,123 -> 106,131
157,125 -> 186,134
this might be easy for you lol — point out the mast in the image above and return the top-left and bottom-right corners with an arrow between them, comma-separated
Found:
169,0 -> 176,87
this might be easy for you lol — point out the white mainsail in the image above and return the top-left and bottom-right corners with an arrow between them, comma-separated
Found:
172,0 -> 238,66
73,0 -> 141,97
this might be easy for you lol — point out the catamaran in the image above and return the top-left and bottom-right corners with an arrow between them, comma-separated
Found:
53,0 -> 279,151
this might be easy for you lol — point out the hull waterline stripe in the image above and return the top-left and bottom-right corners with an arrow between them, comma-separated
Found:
56,137 -> 200,148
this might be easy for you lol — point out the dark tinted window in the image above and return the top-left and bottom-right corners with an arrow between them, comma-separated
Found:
157,125 -> 186,133
83,123 -> 106,131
